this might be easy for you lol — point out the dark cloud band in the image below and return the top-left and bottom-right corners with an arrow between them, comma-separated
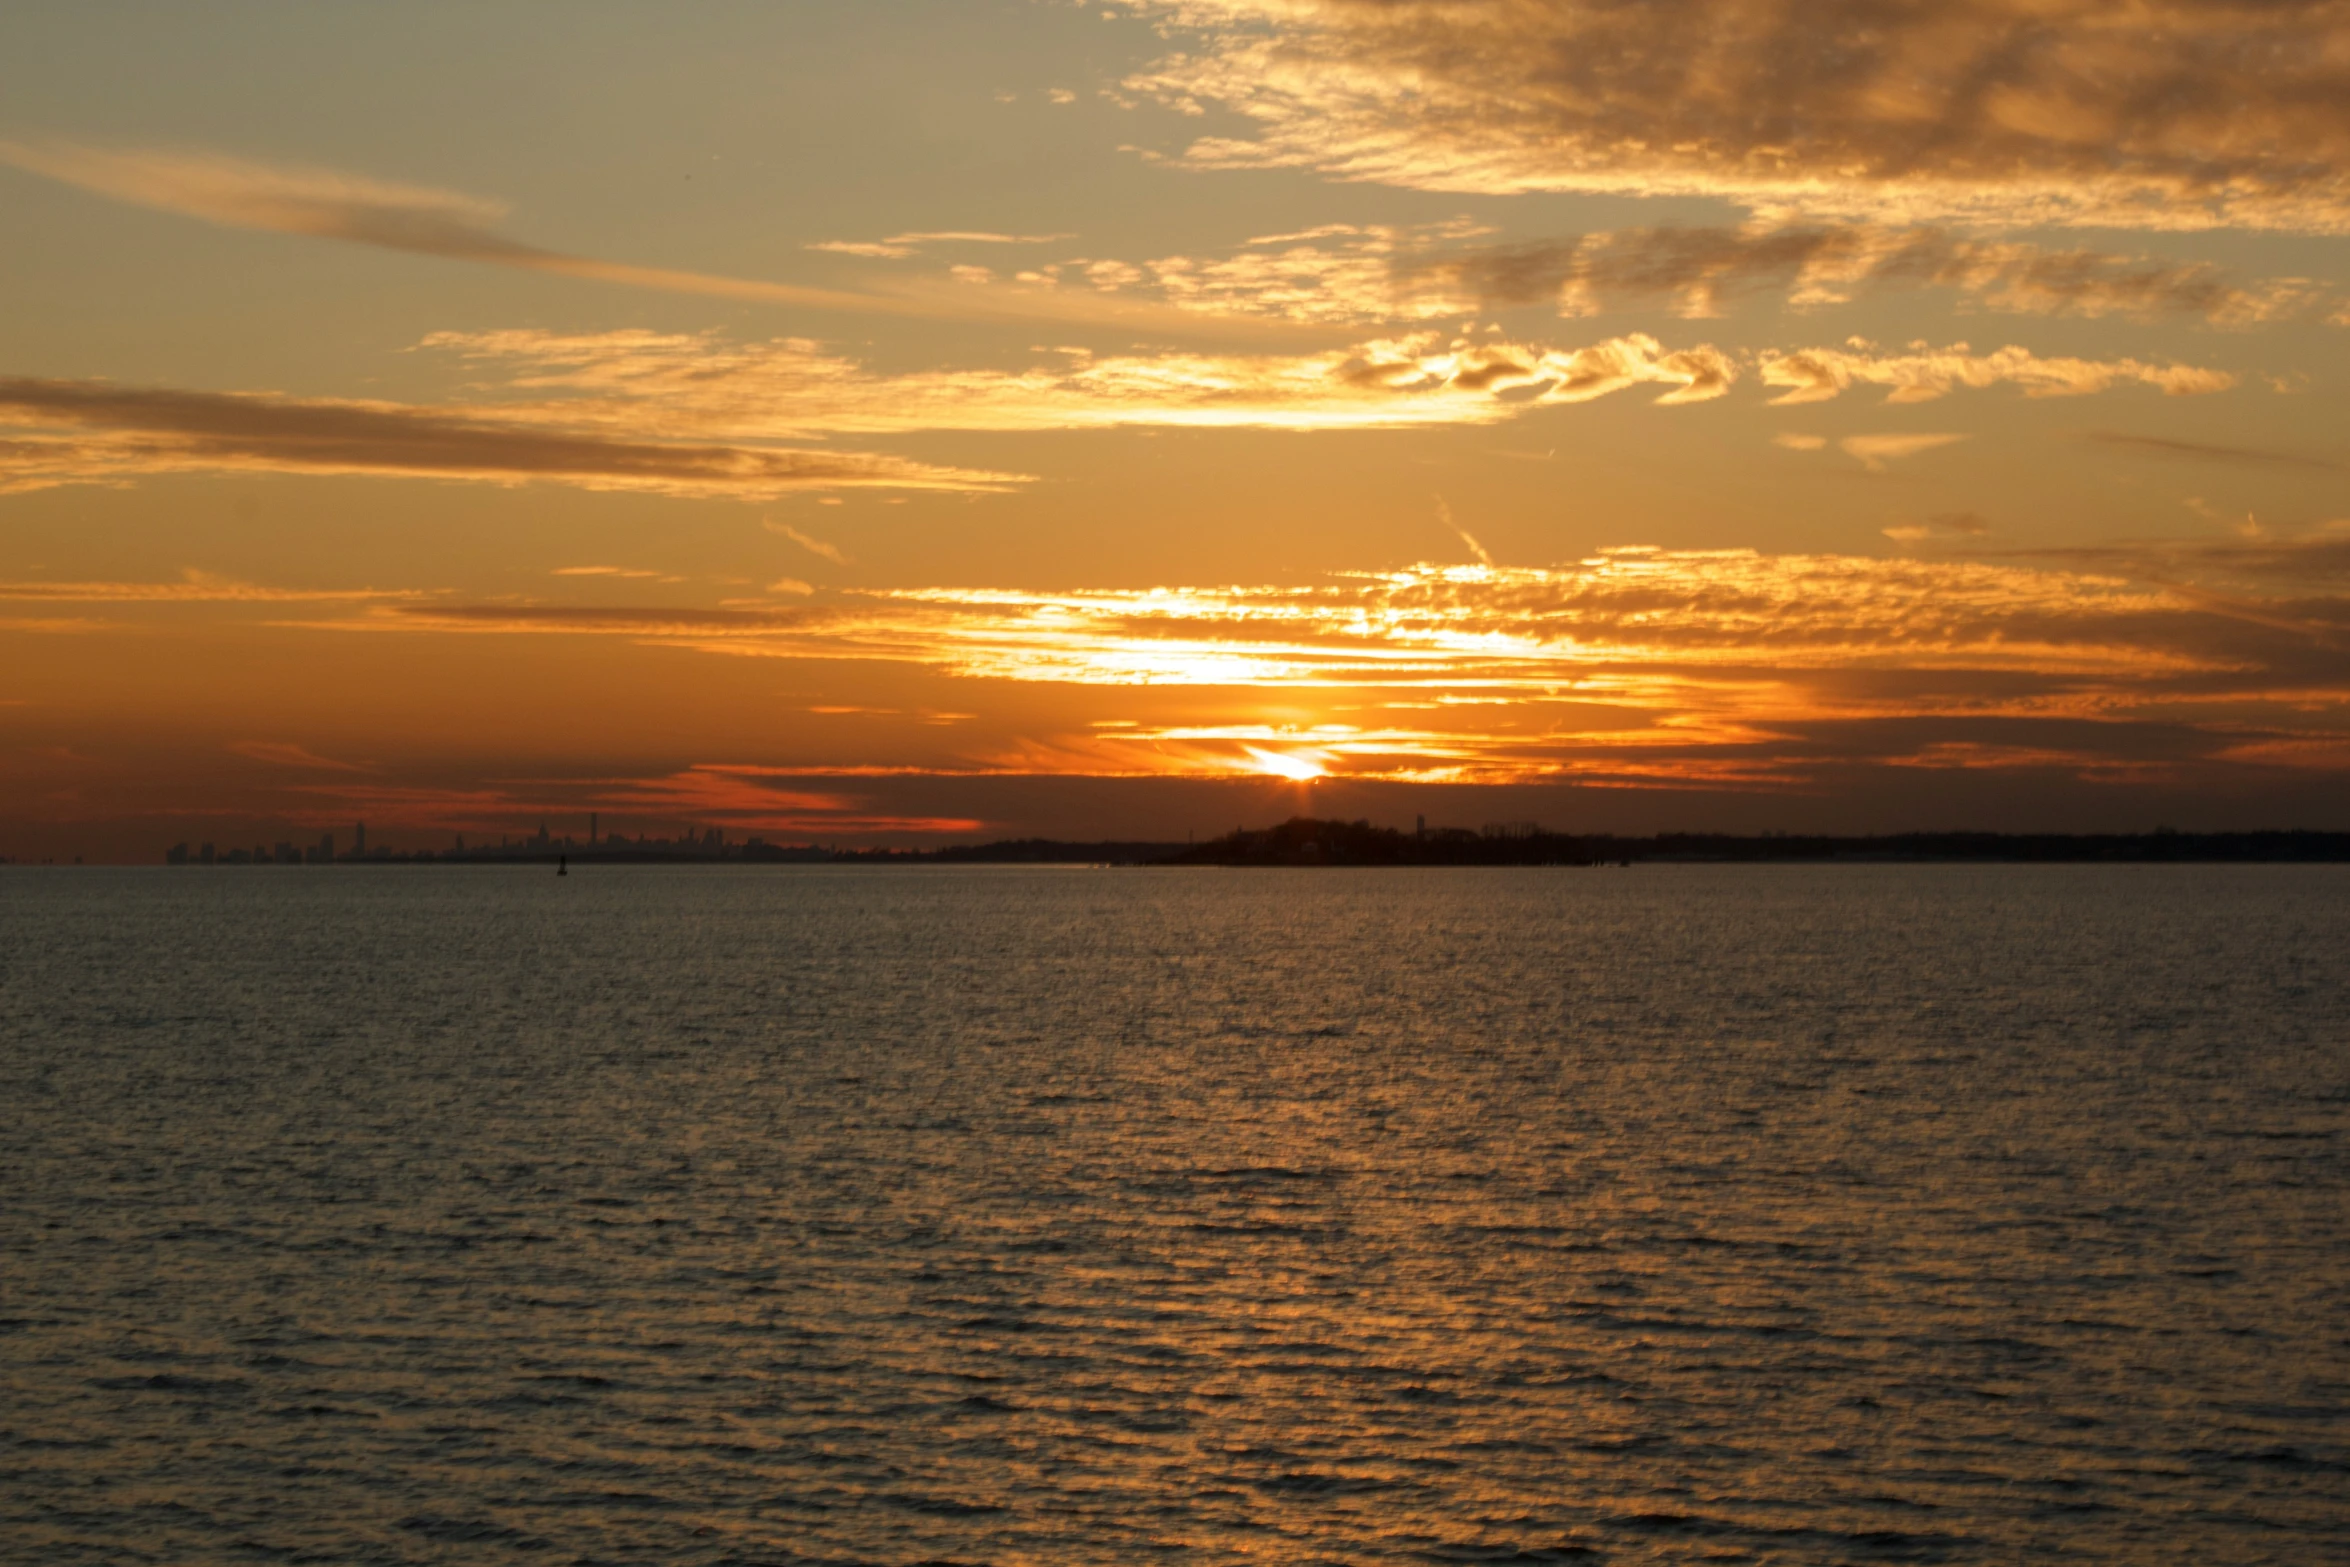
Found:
0,377 -> 1023,496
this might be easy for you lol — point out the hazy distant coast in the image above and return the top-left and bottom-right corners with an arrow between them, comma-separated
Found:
150,816 -> 2350,867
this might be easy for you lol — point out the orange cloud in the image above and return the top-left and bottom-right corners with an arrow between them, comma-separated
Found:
335,550 -> 2271,687
249,540 -> 2346,789
34,538 -> 2347,805
0,569 -> 421,602
421,327 -> 2226,443
807,230 -> 1075,260
552,565 -> 680,581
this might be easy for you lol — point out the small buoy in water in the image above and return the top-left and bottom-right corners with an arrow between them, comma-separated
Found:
558,855 -> 568,876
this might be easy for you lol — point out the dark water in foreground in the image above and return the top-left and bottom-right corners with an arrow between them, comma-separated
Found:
2,865 -> 2346,1566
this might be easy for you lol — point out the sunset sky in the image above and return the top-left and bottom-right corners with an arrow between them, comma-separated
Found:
7,0 -> 2350,858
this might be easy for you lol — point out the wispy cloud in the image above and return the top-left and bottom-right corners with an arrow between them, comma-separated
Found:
552,565 -> 682,581
2085,433 -> 2344,472
765,519 -> 851,566
807,229 -> 1076,260
0,142 -> 921,308
1838,434 -> 1970,472
0,568 -> 420,602
1883,511 -> 1993,544
1114,0 -> 2350,231
0,331 -> 2229,503
1761,343 -> 2235,405
0,376 -> 1023,497
1032,220 -> 1488,324
1436,496 -> 1493,567
226,740 -> 371,772
1989,528 -> 2350,592
557,765 -> 985,835
0,142 -> 1301,338
0,617 -> 113,635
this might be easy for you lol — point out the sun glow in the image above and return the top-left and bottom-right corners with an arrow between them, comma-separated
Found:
1243,745 -> 1331,781
255,547 -> 2348,793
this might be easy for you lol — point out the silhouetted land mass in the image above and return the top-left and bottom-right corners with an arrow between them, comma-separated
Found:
156,817 -> 2350,866
1161,817 -> 2350,865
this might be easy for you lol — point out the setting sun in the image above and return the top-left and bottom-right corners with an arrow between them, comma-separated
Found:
1243,746 -> 1331,782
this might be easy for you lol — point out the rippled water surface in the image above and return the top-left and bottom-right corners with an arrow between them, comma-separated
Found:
3,864 -> 2347,1565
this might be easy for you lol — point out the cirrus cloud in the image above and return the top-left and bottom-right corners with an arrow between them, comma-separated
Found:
0,141 -> 1306,339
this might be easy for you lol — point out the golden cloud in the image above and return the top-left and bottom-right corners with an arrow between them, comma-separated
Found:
422,326 -> 2227,438
1761,344 -> 2236,405
807,230 -> 1076,260
1837,434 -> 1970,472
1425,224 -> 2336,325
1116,0 -> 2350,231
426,326 -> 1740,431
1061,220 -> 2337,327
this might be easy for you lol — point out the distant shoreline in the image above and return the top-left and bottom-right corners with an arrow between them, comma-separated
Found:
123,817 -> 2350,868
1156,820 -> 2350,866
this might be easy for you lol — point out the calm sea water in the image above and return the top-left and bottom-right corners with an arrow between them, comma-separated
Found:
2,865 -> 2345,1565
